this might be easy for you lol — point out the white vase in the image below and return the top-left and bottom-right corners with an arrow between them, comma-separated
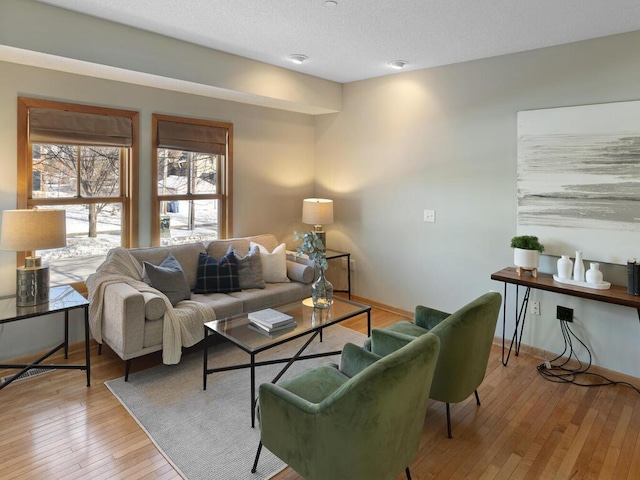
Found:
573,251 -> 585,282
557,255 -> 573,279
586,262 -> 603,284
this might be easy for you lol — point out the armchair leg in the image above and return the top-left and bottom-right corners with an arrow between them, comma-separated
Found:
446,402 -> 452,438
98,343 -> 102,355
474,389 -> 481,406
251,441 -> 263,473
406,466 -> 412,480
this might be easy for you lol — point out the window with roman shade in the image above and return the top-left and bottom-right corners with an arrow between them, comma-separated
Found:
17,97 -> 139,289
152,114 -> 233,246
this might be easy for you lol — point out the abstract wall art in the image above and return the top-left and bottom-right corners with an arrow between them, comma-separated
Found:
517,101 -> 640,265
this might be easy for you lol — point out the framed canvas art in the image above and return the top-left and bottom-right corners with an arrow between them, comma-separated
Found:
517,100 -> 640,265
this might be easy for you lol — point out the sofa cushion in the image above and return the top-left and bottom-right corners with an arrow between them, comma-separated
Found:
142,253 -> 191,306
227,245 -> 265,290
130,242 -> 206,290
194,252 -> 241,294
251,242 -> 289,283
207,238 -> 251,260
228,282 -> 311,312
190,292 -> 244,319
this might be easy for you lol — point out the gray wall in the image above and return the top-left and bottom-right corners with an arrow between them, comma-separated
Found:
0,61 -> 315,360
315,31 -> 640,377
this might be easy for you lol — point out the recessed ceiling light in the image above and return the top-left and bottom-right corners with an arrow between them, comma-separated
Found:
289,54 -> 309,65
387,60 -> 408,70
324,1 -> 338,7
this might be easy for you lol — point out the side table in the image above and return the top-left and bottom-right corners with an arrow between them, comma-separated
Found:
325,249 -> 351,299
0,285 -> 91,390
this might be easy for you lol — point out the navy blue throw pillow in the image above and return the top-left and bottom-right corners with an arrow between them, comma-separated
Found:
194,252 -> 240,294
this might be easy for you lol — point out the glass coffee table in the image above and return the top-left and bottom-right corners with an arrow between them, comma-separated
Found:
203,297 -> 371,427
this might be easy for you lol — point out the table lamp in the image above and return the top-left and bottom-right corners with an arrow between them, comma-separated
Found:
1,209 -> 67,306
302,198 -> 333,248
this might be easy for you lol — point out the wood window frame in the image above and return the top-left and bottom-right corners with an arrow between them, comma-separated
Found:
151,113 -> 233,245
17,97 -> 139,287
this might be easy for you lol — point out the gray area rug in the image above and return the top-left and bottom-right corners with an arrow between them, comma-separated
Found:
105,325 -> 367,480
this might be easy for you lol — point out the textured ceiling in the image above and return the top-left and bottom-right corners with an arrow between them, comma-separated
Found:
37,0 -> 640,83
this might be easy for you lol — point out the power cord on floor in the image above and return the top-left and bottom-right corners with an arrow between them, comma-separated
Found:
536,318 -> 640,395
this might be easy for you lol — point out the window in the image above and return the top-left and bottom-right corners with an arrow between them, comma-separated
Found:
152,114 -> 232,245
17,97 -> 139,288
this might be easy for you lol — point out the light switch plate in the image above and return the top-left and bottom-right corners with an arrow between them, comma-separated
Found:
423,209 -> 436,223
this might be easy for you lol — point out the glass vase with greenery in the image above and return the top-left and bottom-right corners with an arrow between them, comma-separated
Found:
294,230 -> 333,308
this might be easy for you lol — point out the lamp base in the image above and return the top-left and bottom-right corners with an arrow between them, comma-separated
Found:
312,225 -> 327,251
17,264 -> 50,306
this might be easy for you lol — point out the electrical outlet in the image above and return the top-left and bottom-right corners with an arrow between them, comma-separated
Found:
531,301 -> 540,316
349,259 -> 355,271
557,305 -> 573,322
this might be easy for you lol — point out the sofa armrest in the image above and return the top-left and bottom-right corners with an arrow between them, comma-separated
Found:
102,283 -> 147,358
286,260 -> 315,284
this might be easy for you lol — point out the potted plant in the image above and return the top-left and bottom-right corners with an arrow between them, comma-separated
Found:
294,230 -> 333,308
510,235 -> 544,277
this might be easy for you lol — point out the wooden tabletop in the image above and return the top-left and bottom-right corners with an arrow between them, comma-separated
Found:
491,267 -> 640,310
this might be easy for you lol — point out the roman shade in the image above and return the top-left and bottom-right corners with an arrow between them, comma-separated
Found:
29,108 -> 133,146
157,120 -> 227,155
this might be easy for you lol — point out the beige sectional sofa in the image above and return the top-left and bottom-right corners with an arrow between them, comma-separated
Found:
92,234 -> 314,378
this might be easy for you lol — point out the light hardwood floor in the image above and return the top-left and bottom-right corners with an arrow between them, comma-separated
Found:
0,307 -> 639,479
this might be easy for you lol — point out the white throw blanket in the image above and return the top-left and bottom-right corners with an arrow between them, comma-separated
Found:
87,247 -> 215,365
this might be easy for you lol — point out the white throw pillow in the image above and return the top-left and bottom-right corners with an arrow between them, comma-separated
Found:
250,242 -> 289,283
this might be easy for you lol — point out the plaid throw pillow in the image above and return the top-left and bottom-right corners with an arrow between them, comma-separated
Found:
194,252 -> 241,294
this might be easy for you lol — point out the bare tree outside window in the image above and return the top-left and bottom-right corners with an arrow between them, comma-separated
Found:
157,149 -> 220,245
34,144 -> 122,237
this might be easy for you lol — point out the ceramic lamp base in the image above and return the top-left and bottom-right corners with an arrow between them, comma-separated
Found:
16,264 -> 50,306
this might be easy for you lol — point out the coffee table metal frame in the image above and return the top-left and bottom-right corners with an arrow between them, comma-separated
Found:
203,297 -> 371,427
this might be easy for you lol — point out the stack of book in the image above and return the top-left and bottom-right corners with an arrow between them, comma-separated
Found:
248,308 -> 296,335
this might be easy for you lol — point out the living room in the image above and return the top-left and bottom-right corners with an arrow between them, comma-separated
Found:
1,1 -> 640,478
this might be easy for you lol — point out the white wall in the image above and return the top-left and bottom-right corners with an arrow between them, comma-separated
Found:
315,31 -> 640,377
0,61 -> 316,360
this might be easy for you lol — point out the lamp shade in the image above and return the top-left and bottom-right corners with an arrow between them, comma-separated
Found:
1,209 -> 67,252
302,198 -> 334,226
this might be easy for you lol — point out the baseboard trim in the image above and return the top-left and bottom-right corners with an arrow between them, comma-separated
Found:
492,336 -> 640,385
350,294 -> 412,319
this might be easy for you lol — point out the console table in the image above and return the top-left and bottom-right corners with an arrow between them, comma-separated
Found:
491,267 -> 640,366
0,285 -> 90,390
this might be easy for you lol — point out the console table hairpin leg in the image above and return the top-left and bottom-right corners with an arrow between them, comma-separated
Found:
502,283 -> 531,367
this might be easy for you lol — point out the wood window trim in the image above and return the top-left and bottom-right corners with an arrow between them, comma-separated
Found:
17,97 -> 139,275
151,113 -> 233,246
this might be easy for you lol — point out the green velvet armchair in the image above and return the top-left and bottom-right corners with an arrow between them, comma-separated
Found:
251,329 -> 440,480
368,291 -> 502,438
